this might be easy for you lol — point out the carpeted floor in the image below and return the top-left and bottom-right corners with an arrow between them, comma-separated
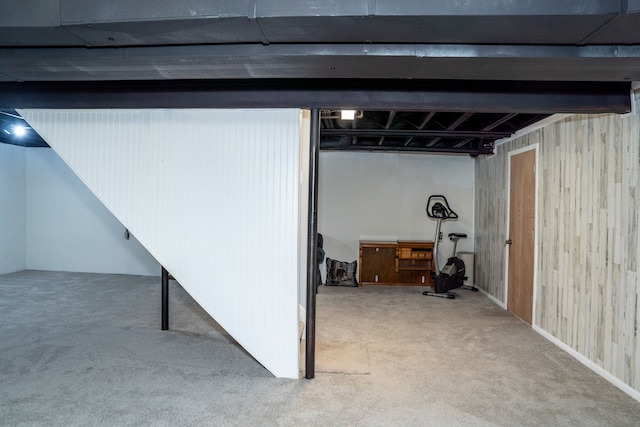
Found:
1,270 -> 639,426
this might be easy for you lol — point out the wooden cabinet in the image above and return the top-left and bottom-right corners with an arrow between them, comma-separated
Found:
359,240 -> 434,287
395,241 -> 434,287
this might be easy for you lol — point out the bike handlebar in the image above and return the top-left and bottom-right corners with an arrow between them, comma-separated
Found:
426,195 -> 458,220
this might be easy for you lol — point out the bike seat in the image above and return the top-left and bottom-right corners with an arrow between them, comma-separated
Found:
448,233 -> 467,240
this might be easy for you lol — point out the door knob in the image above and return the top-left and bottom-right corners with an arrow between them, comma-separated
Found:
505,239 -> 513,245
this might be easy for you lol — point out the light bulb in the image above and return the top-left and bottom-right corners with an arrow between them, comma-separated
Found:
341,110 -> 356,120
12,124 -> 27,137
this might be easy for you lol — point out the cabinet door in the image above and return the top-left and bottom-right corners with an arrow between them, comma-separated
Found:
360,246 -> 396,283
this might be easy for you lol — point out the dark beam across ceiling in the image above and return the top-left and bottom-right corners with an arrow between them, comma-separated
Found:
2,44 -> 640,83
0,79 -> 631,113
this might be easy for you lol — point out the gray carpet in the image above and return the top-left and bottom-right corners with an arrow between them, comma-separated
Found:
1,270 -> 639,426
309,341 -> 370,375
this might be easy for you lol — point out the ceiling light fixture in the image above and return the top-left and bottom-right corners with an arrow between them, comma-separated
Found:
12,124 -> 27,137
341,110 -> 357,120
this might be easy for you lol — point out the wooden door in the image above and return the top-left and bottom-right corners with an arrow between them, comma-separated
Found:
507,149 -> 536,324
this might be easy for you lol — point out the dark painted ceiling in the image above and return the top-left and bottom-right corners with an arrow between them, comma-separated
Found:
320,110 -> 550,156
1,0 -> 639,155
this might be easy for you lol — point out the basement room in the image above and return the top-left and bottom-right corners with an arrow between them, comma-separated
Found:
1,1 -> 640,425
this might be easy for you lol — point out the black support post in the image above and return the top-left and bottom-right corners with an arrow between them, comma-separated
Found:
305,108 -> 320,379
161,266 -> 169,330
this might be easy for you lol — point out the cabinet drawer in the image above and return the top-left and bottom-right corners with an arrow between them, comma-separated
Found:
398,248 -> 432,260
400,248 -> 412,258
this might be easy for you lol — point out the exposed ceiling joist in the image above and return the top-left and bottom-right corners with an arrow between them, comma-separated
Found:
321,129 -> 510,139
404,112 -> 437,146
483,113 -> 520,131
319,110 -> 551,156
428,112 -> 474,147
378,111 -> 397,145
321,142 -> 495,156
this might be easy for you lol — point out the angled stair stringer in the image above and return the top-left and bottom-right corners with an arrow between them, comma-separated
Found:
19,108 -> 306,379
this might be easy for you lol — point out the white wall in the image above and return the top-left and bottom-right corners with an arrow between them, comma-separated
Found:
21,108 -> 304,379
318,152 -> 475,279
25,148 -> 159,275
0,144 -> 26,274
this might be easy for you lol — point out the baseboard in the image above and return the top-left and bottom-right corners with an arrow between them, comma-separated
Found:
533,325 -> 640,404
479,287 -> 506,309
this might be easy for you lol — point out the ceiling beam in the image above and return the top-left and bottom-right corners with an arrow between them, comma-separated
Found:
0,80 -> 631,113
321,129 -> 511,139
2,43 -> 640,83
321,144 -> 494,156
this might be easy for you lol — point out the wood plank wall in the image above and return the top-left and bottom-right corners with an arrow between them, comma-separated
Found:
475,91 -> 640,393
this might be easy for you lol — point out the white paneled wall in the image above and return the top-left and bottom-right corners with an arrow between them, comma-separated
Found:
26,148 -> 159,275
0,143 -> 26,274
20,109 -> 305,379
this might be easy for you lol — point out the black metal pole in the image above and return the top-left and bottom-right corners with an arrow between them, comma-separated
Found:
305,108 -> 320,379
161,266 -> 169,330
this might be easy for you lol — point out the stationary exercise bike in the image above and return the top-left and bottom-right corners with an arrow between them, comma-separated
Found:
423,195 -> 474,299
448,233 -> 478,293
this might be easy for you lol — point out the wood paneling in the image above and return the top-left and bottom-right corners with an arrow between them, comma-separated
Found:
475,97 -> 640,394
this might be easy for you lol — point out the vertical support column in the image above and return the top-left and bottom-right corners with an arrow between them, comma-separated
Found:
161,266 -> 169,330
305,108 -> 320,379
